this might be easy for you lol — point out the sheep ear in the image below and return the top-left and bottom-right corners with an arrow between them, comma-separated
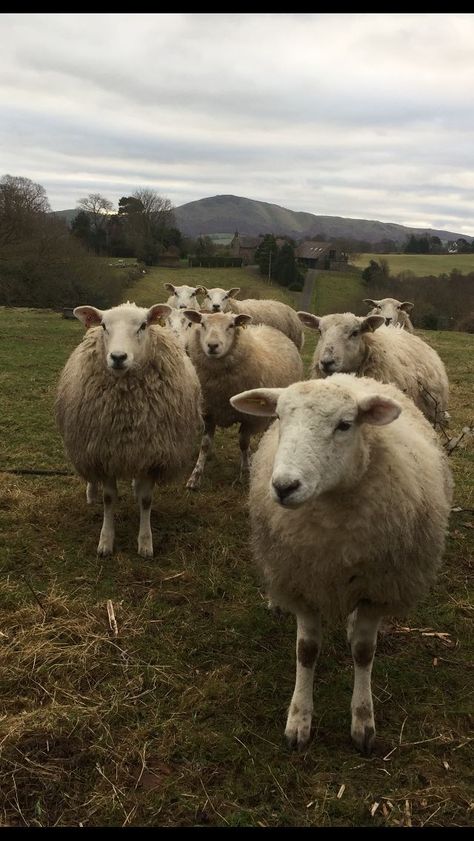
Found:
234,313 -> 252,327
360,315 -> 385,332
74,306 -> 103,329
196,286 -> 207,295
357,394 -> 401,426
297,311 -> 321,330
183,309 -> 203,324
362,299 -> 378,308
227,287 -> 241,298
399,301 -> 414,312
230,388 -> 283,417
164,283 -> 175,293
147,304 -> 172,324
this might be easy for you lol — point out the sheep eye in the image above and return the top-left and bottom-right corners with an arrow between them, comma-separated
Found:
336,420 -> 351,431
101,323 -> 107,331
350,330 -> 359,338
138,322 -> 147,332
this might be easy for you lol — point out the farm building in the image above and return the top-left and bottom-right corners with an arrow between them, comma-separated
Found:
158,246 -> 181,268
230,232 -> 294,264
230,232 -> 263,264
296,241 -> 349,270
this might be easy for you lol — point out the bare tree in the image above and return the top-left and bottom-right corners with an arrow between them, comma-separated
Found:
77,193 -> 114,234
0,174 -> 50,246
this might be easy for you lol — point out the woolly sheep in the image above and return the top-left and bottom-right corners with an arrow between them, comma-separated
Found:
55,302 -> 202,557
298,311 -> 449,426
231,374 -> 453,754
199,287 -> 304,350
165,283 -> 205,310
164,307 -> 195,350
183,310 -> 304,488
363,297 -> 415,331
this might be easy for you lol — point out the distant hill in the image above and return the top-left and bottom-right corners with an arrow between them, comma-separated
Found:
51,195 -> 471,246
173,194 -> 469,245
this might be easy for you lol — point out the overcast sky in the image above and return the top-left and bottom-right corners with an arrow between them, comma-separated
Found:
1,12 -> 474,234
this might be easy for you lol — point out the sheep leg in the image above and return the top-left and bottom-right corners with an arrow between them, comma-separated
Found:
135,476 -> 155,559
238,423 -> 252,477
86,481 -> 99,504
285,609 -> 322,751
186,418 -> 216,490
97,478 -> 118,557
347,600 -> 382,756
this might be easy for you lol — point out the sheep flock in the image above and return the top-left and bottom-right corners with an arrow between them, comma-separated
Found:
55,280 -> 456,756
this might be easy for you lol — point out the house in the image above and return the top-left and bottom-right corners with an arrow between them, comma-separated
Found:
230,232 -> 263,264
295,241 -> 349,271
158,246 -> 181,268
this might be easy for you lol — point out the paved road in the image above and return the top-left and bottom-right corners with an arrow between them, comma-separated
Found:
299,269 -> 317,312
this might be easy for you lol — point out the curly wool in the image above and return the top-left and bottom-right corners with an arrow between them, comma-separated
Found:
187,323 -> 304,431
55,325 -> 203,482
311,322 -> 449,424
228,298 -> 304,350
249,375 -> 453,623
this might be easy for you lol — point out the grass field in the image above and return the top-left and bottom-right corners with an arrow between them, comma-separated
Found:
350,253 -> 474,276
0,266 -> 472,827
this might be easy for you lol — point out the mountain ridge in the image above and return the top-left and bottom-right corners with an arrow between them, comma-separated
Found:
52,194 -> 472,245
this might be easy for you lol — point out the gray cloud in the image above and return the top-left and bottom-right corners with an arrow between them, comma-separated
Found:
1,13 -> 474,234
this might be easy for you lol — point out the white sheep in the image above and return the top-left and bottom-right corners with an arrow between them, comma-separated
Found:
183,310 -> 304,488
230,374 -> 453,754
199,287 -> 304,350
55,302 -> 202,557
363,297 -> 415,331
164,307 -> 195,350
298,311 -> 449,426
165,283 -> 205,310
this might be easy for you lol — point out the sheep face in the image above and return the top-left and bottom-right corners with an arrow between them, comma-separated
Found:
298,312 -> 385,375
165,308 -> 193,344
164,283 -> 204,309
363,297 -> 414,327
183,310 -> 252,358
231,378 -> 401,508
74,302 -> 171,372
200,287 -> 241,312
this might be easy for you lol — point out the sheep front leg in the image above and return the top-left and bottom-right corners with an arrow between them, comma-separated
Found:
98,478 -> 118,556
186,418 -> 215,490
135,476 -> 155,558
347,600 -> 382,755
285,609 -> 322,751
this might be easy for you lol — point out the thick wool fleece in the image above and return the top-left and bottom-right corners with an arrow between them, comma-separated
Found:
187,323 -> 304,432
55,325 -> 202,482
311,323 -> 449,424
249,375 -> 453,624
228,298 -> 304,350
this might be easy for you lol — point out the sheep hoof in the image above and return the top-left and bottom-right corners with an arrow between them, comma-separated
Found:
352,724 -> 376,756
285,712 -> 312,752
138,541 -> 154,559
97,543 -> 113,557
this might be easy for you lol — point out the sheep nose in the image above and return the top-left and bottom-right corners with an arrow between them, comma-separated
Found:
207,342 -> 219,353
385,317 -> 392,325
212,304 -> 221,311
272,479 -> 301,503
110,352 -> 128,366
320,359 -> 335,374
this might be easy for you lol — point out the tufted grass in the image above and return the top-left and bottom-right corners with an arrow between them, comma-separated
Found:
0,266 -> 472,827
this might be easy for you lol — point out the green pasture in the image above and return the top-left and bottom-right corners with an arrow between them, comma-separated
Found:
0,265 -> 472,826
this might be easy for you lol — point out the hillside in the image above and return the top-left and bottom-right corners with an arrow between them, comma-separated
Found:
173,194 -> 469,245
51,194 -> 471,246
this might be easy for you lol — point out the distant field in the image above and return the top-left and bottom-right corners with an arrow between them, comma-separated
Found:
0,270 -> 472,827
310,270 -> 364,316
350,253 -> 474,276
